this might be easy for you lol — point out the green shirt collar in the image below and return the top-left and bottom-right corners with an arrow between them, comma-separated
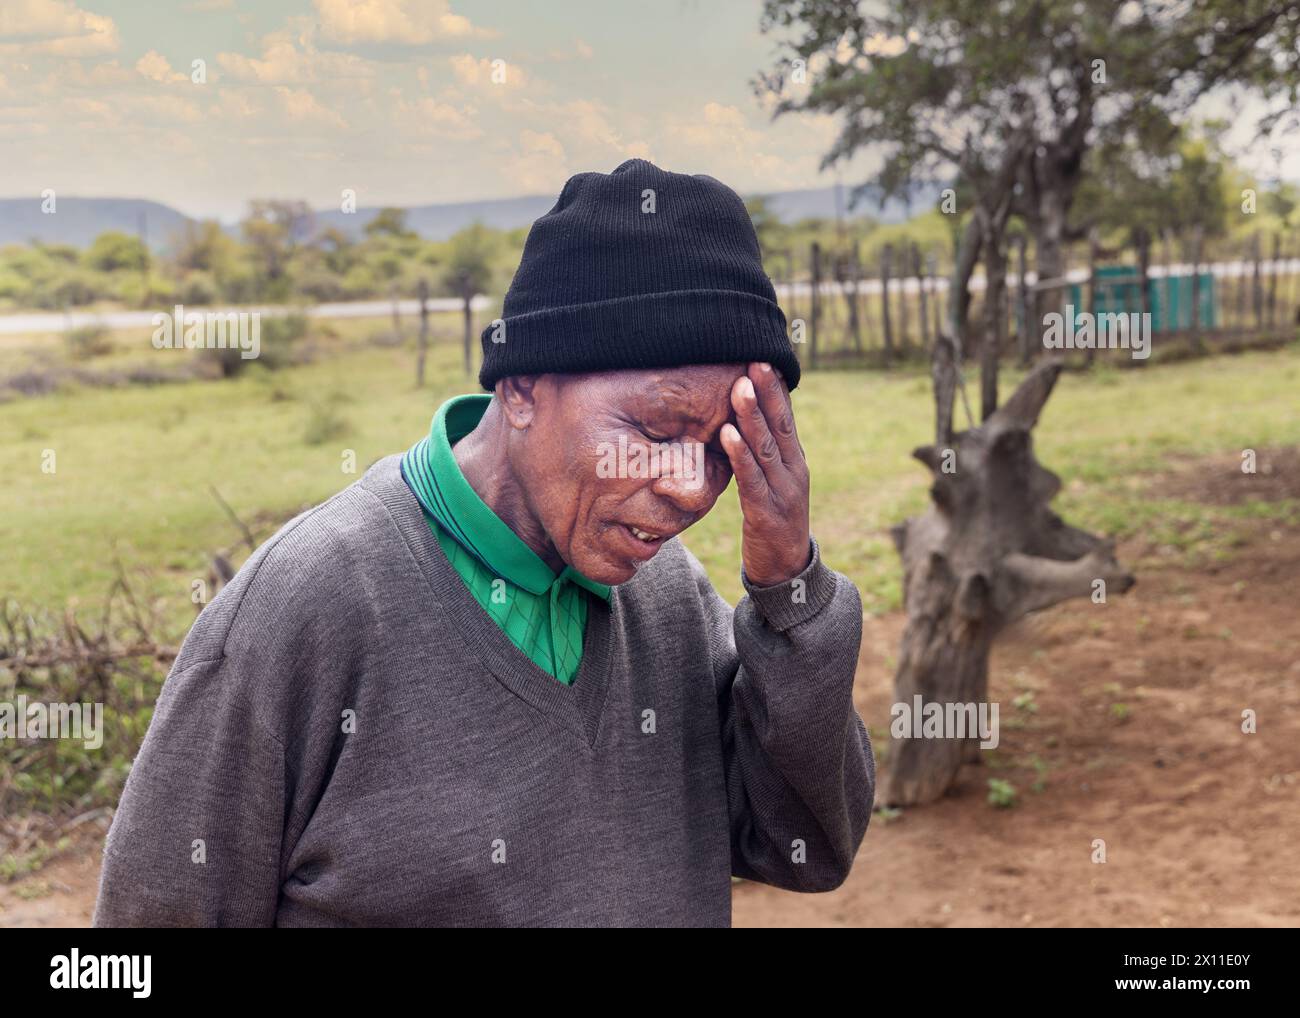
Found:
406,394 -> 611,601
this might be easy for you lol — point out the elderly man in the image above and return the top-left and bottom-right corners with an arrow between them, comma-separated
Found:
94,160 -> 875,928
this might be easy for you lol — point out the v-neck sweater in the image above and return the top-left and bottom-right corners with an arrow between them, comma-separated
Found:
93,453 -> 875,927
400,394 -> 609,685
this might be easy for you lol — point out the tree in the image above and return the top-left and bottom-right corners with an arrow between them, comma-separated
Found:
317,227 -> 360,276
443,223 -> 498,377
745,195 -> 787,263
364,207 -> 415,240
885,348 -> 1135,804
241,200 -> 314,299
83,231 -> 148,273
172,220 -> 238,273
757,0 -> 1300,355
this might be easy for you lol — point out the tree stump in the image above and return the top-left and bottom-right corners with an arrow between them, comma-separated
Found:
883,342 -> 1135,805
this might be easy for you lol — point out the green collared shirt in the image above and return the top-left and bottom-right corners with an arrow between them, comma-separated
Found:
399,394 -> 610,686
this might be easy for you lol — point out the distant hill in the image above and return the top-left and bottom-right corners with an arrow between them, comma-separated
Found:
0,197 -> 194,251
758,182 -> 945,225
314,194 -> 557,241
318,183 -> 946,241
0,181 -> 947,251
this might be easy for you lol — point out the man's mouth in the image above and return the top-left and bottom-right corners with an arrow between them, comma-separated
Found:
614,522 -> 671,561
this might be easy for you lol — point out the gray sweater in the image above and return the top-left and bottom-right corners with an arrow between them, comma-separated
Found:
93,454 -> 875,927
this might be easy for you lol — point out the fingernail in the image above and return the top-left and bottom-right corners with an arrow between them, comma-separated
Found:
759,363 -> 772,373
741,378 -> 755,400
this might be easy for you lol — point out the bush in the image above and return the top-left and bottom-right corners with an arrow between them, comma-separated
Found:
64,324 -> 113,360
258,312 -> 309,370
303,395 -> 350,445
176,271 -> 219,306
199,310 -> 308,378
45,270 -> 102,309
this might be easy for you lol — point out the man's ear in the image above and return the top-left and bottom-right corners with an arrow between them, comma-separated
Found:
496,375 -> 541,430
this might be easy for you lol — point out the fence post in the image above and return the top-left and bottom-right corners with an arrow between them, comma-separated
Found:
1135,228 -> 1151,365
880,243 -> 894,362
1287,235 -> 1299,328
928,251 -> 941,347
1252,233 -> 1264,331
1086,229 -> 1099,366
810,241 -> 822,370
1190,224 -> 1205,352
1235,239 -> 1248,329
898,244 -> 910,352
840,244 -> 863,354
1015,233 -> 1030,366
1267,233 -> 1280,329
416,279 -> 429,387
916,243 -> 931,353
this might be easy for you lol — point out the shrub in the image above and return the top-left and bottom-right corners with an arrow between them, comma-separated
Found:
65,324 -> 113,360
303,395 -> 350,445
199,310 -> 307,378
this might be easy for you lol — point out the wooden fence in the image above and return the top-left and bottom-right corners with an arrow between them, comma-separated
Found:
772,230 -> 1300,369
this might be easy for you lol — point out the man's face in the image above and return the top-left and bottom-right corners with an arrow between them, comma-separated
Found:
504,363 -> 745,585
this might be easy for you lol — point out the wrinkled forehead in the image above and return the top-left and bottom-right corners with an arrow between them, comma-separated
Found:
557,364 -> 745,426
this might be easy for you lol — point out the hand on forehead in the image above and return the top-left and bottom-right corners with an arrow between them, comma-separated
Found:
555,363 -> 751,439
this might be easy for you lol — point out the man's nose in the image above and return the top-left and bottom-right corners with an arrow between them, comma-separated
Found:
651,470 -> 717,515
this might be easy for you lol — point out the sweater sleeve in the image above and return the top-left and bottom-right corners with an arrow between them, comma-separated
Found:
92,652 -> 287,927
687,537 -> 875,892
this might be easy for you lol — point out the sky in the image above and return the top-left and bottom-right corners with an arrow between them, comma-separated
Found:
0,0 -> 1294,222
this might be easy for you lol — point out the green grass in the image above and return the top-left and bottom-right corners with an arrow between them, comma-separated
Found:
3,328 -> 1300,631
1,318 -> 473,636
3,326 -> 1300,825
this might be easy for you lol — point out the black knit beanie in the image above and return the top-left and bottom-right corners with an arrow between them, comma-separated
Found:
478,159 -> 799,391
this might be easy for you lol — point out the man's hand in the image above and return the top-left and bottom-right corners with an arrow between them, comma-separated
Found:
719,362 -> 811,587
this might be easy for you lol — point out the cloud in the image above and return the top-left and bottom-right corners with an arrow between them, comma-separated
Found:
213,89 -> 260,120
314,0 -> 492,45
391,89 -> 483,139
0,0 -> 119,55
136,50 -> 187,84
666,101 -> 751,147
501,129 -> 569,193
545,38 -> 594,61
217,27 -> 374,84
128,94 -> 204,124
275,86 -> 347,128
449,53 -> 526,89
662,102 -> 806,187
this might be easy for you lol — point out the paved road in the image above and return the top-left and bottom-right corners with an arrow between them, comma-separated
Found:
2,259 -> 1296,335
0,296 -> 492,336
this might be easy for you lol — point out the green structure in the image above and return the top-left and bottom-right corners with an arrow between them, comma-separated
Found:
1068,265 -> 1217,332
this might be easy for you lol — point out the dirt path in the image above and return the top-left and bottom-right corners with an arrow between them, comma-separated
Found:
0,824 -> 103,927
5,459 -> 1298,928
735,517 -> 1300,927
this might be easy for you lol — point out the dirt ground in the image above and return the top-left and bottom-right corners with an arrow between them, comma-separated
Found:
737,450 -> 1300,927
4,453 -> 1298,928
